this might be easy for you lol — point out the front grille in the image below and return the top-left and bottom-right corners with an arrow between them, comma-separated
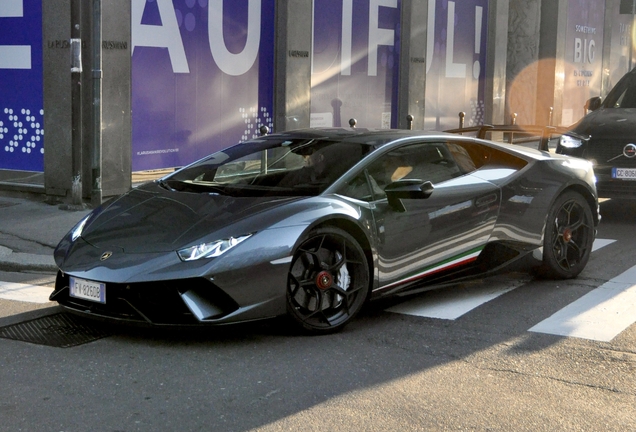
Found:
52,272 -> 239,325
586,139 -> 636,169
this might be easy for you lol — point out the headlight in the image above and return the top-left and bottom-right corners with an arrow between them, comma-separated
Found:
177,234 -> 252,261
70,215 -> 91,241
559,135 -> 583,148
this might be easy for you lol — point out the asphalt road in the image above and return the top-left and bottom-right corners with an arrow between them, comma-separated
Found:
0,200 -> 635,431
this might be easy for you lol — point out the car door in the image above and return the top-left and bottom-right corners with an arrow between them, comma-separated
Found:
339,140 -> 501,292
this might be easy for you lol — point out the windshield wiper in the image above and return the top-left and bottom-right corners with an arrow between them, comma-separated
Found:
157,179 -> 175,191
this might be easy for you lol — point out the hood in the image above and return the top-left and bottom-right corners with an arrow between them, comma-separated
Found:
570,107 -> 636,139
80,182 -> 303,253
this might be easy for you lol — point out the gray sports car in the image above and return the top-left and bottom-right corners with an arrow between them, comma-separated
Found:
51,128 -> 600,334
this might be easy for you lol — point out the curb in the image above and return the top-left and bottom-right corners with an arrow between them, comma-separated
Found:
0,247 -> 57,273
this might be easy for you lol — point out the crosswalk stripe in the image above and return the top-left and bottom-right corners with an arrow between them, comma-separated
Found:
0,282 -> 53,304
386,238 -> 616,321
529,265 -> 636,342
386,275 -> 530,320
592,238 -> 616,252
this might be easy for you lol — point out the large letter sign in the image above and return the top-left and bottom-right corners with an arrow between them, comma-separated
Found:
368,0 -> 397,77
0,1 -> 30,69
131,0 -> 275,171
424,0 -> 489,131
132,0 -> 189,73
311,0 -> 401,129
445,1 -> 466,79
208,0 -> 261,76
561,0 -> 604,125
0,0 -> 44,172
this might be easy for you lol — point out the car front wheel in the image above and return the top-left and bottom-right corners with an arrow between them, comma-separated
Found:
286,227 -> 369,334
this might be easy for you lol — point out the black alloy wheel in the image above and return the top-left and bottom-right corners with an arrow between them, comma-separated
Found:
286,227 -> 369,334
539,191 -> 594,279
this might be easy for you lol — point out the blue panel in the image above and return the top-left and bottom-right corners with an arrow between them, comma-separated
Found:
424,0 -> 489,131
0,0 -> 44,171
310,0 -> 402,129
131,0 -> 275,171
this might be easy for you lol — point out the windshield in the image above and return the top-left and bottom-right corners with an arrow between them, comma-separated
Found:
163,138 -> 370,197
603,72 -> 636,108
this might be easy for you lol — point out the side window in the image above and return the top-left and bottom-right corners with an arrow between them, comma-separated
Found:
614,85 -> 636,108
338,142 -> 463,201
447,141 -> 481,173
388,143 -> 462,184
604,75 -> 636,108
339,171 -> 379,201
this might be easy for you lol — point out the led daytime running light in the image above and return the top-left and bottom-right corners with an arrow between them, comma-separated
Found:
178,234 -> 252,261
559,135 -> 583,149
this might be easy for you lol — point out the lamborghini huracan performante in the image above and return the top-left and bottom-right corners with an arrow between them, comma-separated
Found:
51,129 -> 600,334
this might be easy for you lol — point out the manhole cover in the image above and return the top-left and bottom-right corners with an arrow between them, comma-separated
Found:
0,313 -> 112,348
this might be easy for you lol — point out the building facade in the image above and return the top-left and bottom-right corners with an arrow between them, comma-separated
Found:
0,0 -> 634,202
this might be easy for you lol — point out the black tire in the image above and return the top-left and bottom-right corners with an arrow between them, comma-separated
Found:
286,227 -> 370,334
539,191 -> 594,279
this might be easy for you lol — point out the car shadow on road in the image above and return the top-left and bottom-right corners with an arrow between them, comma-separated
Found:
1,264 -> 632,430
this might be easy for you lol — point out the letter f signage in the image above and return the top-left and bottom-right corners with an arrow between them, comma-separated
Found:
0,0 -> 31,69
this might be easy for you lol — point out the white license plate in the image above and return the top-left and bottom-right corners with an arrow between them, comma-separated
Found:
612,167 -> 636,180
69,277 -> 106,304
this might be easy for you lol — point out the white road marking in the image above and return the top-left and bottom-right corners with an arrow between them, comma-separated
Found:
386,239 -> 616,322
0,282 -> 53,304
529,265 -> 636,342
592,238 -> 615,252
386,275 -> 531,320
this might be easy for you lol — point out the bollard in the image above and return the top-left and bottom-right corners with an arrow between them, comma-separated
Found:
406,115 -> 414,130
259,125 -> 269,136
511,113 -> 518,125
349,118 -> 357,128
458,112 -> 466,129
548,107 -> 554,126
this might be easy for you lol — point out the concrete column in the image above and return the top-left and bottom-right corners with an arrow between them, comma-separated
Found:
484,0 -> 509,125
505,0 -> 542,125
536,0 -> 568,126
43,0 -> 72,199
99,0 -> 131,198
397,0 -> 428,130
274,0 -> 313,132
43,0 -> 130,203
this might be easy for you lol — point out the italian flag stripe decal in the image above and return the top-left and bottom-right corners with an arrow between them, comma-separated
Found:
382,246 -> 485,290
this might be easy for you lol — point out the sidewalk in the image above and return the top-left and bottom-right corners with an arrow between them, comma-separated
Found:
0,195 -> 91,273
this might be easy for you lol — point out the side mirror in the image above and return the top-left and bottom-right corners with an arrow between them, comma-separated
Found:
385,179 -> 434,212
584,96 -> 602,112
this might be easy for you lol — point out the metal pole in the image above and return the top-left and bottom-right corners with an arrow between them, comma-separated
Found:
406,115 -> 414,130
70,0 -> 83,206
91,0 -> 103,206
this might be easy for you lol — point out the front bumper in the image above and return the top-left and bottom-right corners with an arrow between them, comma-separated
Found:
50,271 -> 241,326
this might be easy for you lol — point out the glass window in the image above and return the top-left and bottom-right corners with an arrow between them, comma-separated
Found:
338,142 -> 463,201
604,73 -> 636,108
165,138 -> 369,197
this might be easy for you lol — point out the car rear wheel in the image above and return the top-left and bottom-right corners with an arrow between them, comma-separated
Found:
539,191 -> 594,279
286,227 -> 369,334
